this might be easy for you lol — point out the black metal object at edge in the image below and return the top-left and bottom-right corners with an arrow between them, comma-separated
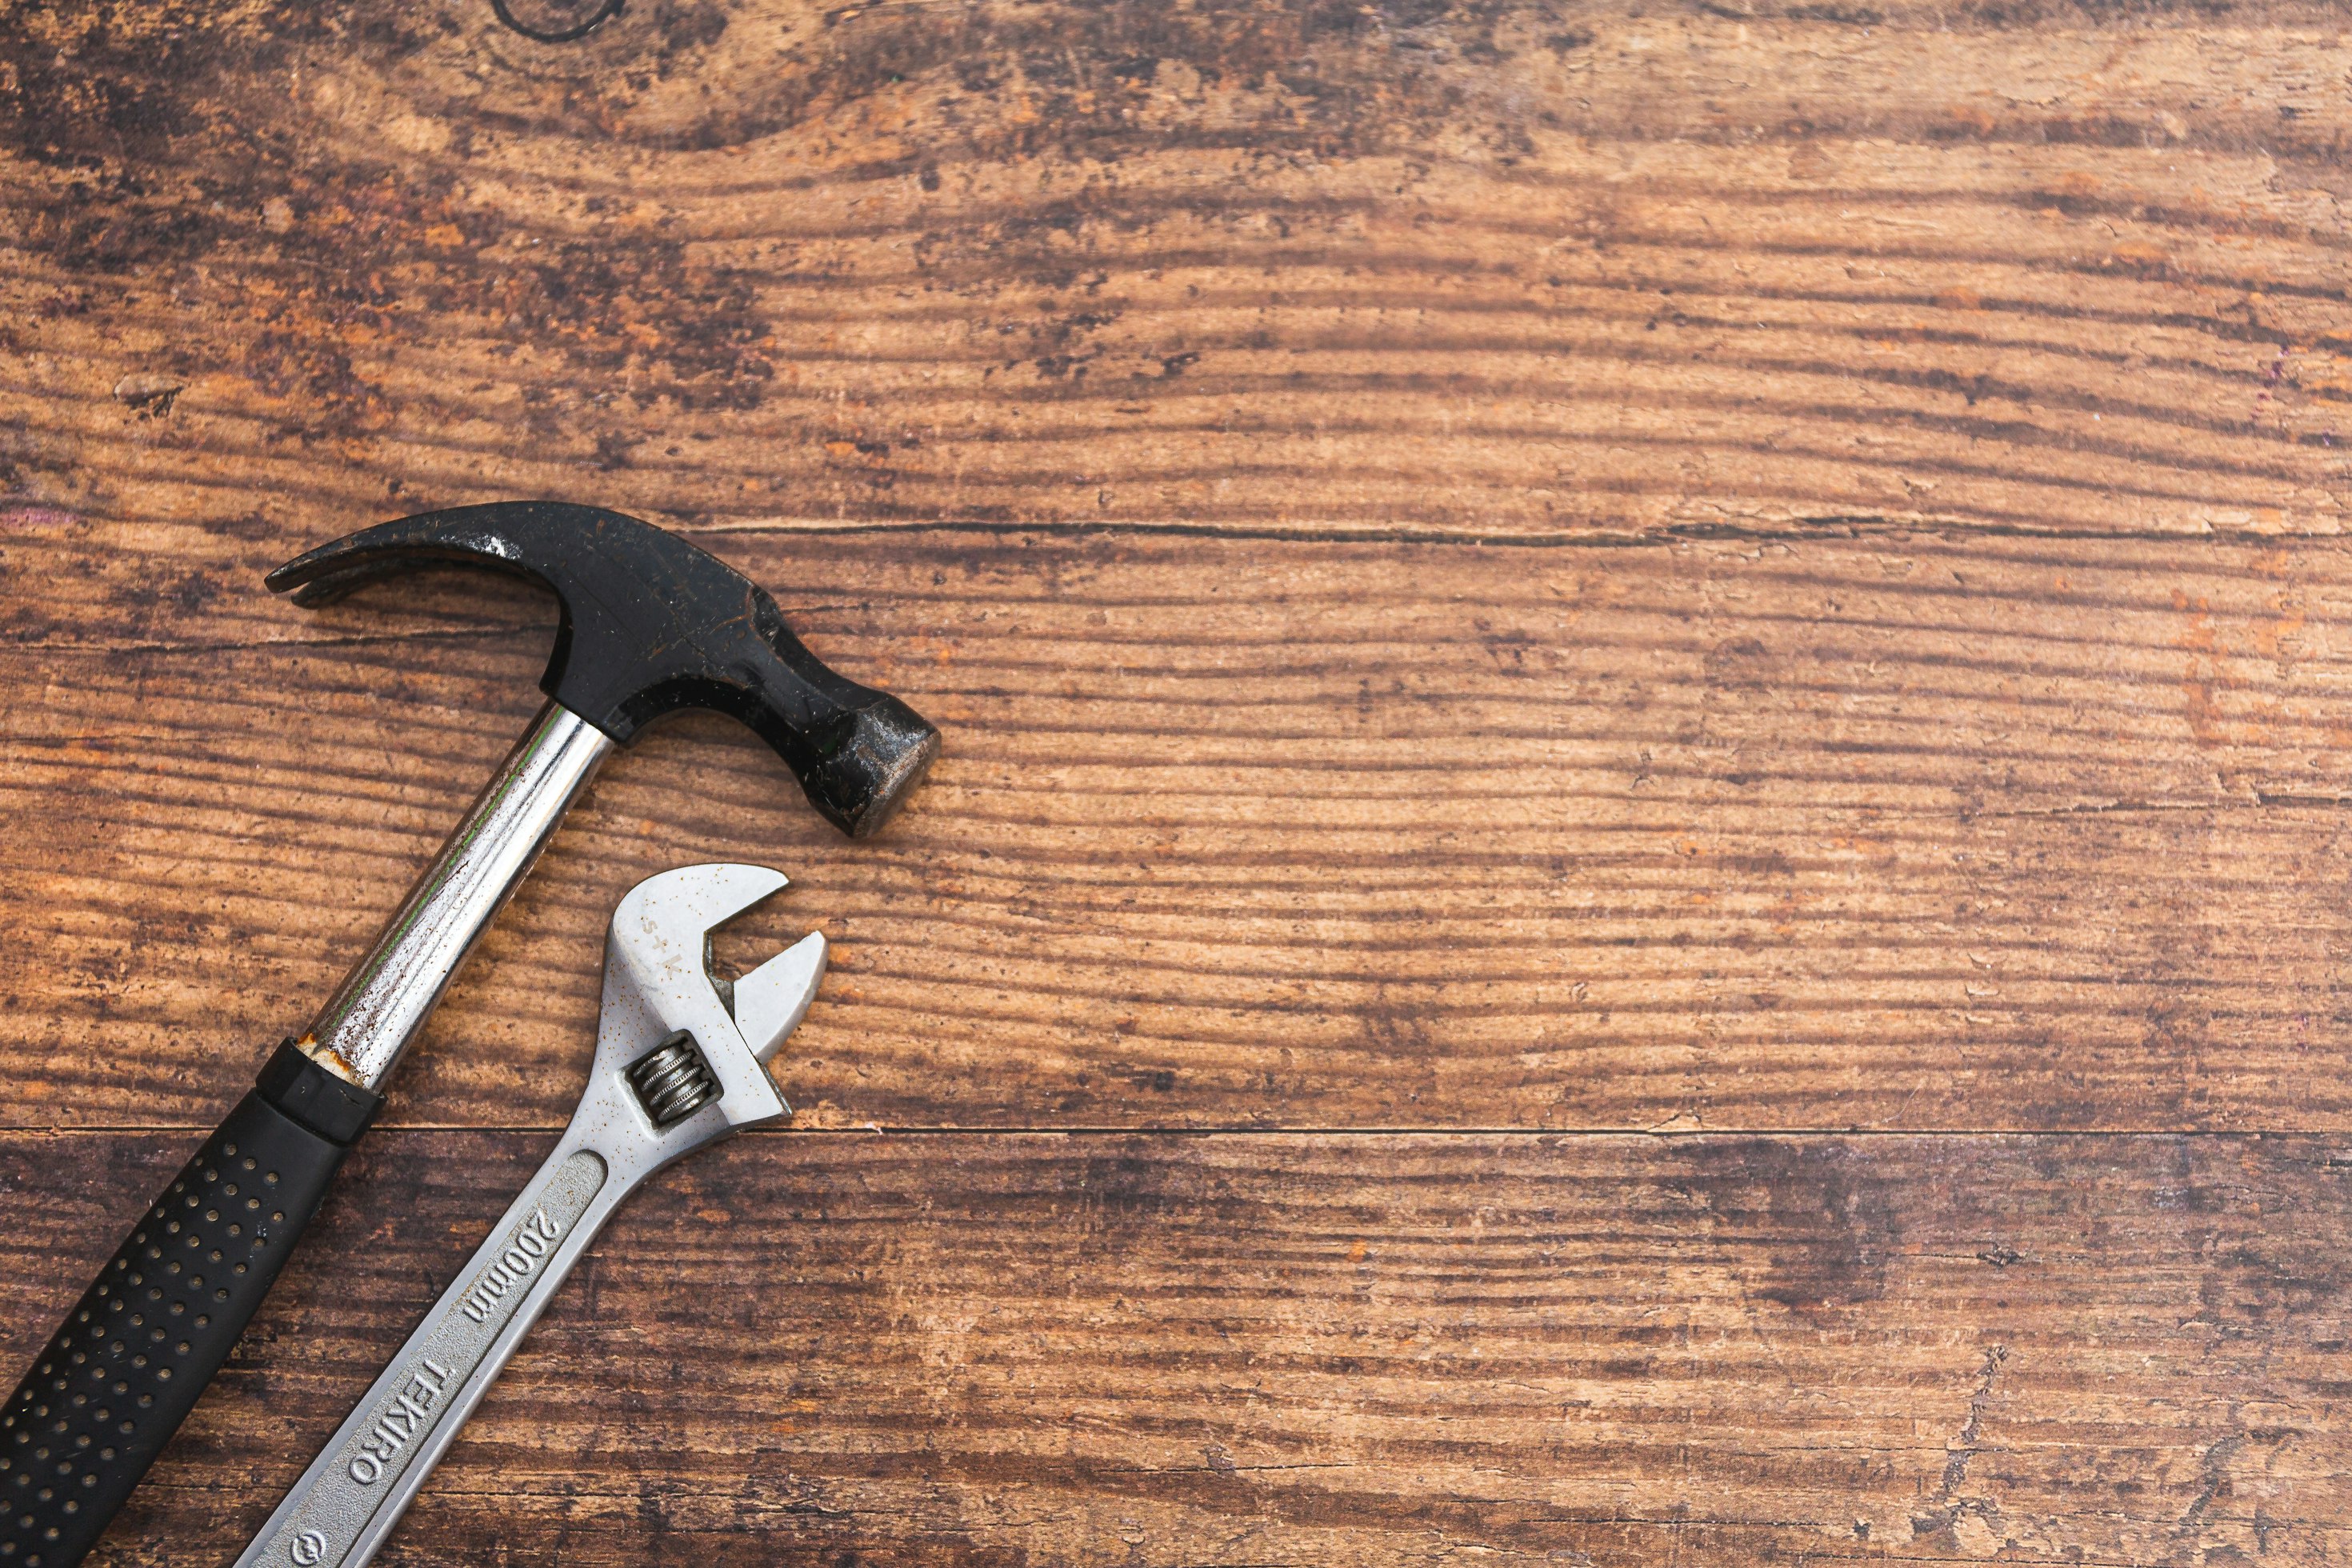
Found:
490,0 -> 624,43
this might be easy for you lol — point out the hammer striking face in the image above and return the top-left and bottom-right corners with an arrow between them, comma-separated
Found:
0,502 -> 934,1568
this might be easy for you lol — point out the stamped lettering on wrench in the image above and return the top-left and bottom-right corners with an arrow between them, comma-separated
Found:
460,1207 -> 563,1324
345,1358 -> 452,1485
261,1150 -> 608,1567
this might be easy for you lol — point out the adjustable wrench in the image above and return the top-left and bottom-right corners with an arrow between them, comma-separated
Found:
233,862 -> 826,1568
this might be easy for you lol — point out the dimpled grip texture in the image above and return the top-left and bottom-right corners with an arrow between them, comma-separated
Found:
0,1093 -> 350,1566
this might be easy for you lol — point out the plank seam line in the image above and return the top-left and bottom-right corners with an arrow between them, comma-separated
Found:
17,627 -> 530,656
672,518 -> 2352,548
6,1125 -> 2344,1141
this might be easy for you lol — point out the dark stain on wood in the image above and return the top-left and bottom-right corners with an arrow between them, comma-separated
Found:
1693,1139 -> 1898,1313
4,1130 -> 2344,1564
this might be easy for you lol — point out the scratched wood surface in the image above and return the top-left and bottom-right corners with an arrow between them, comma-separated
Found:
7,1130 -> 2352,1566
21,526 -> 2352,1135
4,0 -> 2351,1562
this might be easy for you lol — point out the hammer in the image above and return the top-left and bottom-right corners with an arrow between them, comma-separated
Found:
0,502 -> 937,1568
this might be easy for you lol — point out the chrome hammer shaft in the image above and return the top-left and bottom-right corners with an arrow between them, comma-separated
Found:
302,702 -> 611,1090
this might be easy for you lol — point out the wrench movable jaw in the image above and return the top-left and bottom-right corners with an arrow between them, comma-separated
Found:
734,931 -> 827,1064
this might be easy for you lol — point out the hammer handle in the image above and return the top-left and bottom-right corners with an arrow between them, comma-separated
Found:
0,1048 -> 378,1568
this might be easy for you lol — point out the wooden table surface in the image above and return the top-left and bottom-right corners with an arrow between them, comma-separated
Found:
5,0 -> 2350,1562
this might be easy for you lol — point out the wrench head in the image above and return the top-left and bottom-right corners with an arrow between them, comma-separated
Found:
596,863 -> 827,1131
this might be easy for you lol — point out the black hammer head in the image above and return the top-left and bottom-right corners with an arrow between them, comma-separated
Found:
268,502 -> 938,838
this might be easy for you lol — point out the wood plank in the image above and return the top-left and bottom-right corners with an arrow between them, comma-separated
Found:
2,0 -> 2347,542
10,1 -> 2351,1562
1,1128 -> 2342,1566
13,526 -> 2352,1132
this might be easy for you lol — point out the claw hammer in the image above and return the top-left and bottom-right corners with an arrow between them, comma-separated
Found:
0,502 -> 938,1567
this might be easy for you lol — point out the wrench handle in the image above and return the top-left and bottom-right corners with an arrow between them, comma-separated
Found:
0,1045 -> 379,1568
234,1130 -> 624,1568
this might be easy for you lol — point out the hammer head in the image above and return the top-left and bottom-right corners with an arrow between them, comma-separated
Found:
268,502 -> 938,838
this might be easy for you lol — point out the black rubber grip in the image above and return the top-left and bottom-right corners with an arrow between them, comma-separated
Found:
1,1048 -> 380,1566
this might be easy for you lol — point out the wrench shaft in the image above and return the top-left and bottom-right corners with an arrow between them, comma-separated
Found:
236,1126 -> 626,1568
235,862 -> 818,1568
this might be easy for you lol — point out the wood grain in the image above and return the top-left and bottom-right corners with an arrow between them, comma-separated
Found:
3,1129 -> 2345,1567
6,0 -> 2352,1561
14,524 -> 2352,1130
0,0 -> 2347,541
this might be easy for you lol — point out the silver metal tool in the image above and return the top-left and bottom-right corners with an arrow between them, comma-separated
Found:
302,702 -> 614,1092
233,862 -> 826,1568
